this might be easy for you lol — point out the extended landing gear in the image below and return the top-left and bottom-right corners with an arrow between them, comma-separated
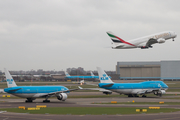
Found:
25,98 -> 34,103
134,94 -> 139,97
43,100 -> 50,103
103,91 -> 112,95
128,94 -> 133,97
172,39 -> 174,41
149,45 -> 153,48
141,46 -> 149,49
43,95 -> 50,103
154,92 -> 162,97
158,94 -> 162,97
128,94 -> 139,97
142,95 -> 147,97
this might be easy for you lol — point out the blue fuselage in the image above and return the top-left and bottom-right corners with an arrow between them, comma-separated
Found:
98,81 -> 168,94
65,76 -> 99,79
4,86 -> 69,98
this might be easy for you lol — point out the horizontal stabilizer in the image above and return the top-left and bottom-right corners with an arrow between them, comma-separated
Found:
102,83 -> 114,87
9,88 -> 22,92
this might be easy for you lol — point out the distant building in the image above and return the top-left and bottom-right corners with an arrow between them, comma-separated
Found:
116,60 -> 180,80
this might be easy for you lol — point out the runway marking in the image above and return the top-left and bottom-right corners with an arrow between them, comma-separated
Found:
155,117 -> 180,120
0,115 -> 51,120
2,117 -> 9,120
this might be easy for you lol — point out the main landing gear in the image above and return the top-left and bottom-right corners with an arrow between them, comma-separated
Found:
128,94 -> 147,97
142,95 -> 147,97
43,100 -> 50,103
25,98 -> 34,103
43,96 -> 50,103
128,94 -> 139,97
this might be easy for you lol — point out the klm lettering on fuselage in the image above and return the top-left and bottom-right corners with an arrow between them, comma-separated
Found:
100,74 -> 109,80
7,79 -> 13,84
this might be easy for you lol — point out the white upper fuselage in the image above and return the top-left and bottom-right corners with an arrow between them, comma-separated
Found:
112,31 -> 177,49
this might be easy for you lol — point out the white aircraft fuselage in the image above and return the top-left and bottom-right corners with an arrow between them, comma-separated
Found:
107,31 -> 177,49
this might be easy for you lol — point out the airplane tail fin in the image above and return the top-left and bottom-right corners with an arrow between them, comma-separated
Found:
4,68 -> 17,88
64,71 -> 70,77
97,67 -> 114,83
106,31 -> 125,43
90,71 -> 94,76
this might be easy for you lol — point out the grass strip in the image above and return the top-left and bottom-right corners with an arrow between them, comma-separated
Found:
0,107 -> 180,115
93,102 -> 180,105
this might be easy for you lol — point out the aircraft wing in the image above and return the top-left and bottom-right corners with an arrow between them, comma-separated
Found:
114,45 -> 124,48
49,88 -> 80,95
137,89 -> 160,95
9,88 -> 22,92
146,38 -> 158,47
101,83 -> 114,87
40,88 -> 80,97
78,86 -> 112,93
85,83 -> 98,86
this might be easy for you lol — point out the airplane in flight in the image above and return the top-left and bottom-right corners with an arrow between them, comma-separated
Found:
96,67 -> 168,97
106,31 -> 177,49
3,68 -> 79,103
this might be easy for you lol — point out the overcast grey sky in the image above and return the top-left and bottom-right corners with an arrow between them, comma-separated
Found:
0,0 -> 180,71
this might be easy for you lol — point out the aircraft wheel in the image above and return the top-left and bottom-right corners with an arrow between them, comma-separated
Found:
26,98 -> 33,102
142,95 -> 147,97
135,95 -> 139,97
43,100 -> 50,103
25,100 -> 32,103
128,94 -> 133,97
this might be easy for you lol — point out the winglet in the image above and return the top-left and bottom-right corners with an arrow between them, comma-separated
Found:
97,67 -> 114,83
4,68 -> 17,88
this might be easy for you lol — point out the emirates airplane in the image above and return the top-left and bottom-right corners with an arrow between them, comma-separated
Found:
106,31 -> 177,49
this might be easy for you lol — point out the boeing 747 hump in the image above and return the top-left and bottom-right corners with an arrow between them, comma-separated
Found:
107,31 -> 177,49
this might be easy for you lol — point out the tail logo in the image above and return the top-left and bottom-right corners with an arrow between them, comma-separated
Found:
7,79 -> 13,84
100,74 -> 109,80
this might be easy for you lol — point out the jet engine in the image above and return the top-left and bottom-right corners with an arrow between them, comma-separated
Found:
160,90 -> 166,94
57,93 -> 67,101
157,38 -> 165,43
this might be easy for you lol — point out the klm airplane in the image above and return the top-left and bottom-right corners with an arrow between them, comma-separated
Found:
4,68 -> 79,102
97,67 -> 168,97
64,71 -> 99,79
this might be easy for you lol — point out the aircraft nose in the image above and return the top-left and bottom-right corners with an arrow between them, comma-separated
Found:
164,83 -> 168,88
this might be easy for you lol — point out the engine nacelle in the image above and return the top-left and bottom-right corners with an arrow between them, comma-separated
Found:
160,90 -> 166,94
157,38 -> 165,43
57,93 -> 67,101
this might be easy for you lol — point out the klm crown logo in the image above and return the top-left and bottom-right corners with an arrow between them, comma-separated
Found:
100,74 -> 109,80
7,79 -> 13,84
158,84 -> 162,88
